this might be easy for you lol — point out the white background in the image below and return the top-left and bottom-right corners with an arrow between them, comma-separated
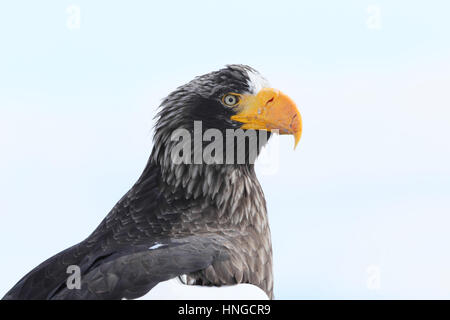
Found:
1,1 -> 449,299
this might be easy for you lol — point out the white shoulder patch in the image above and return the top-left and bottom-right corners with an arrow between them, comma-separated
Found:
149,243 -> 165,250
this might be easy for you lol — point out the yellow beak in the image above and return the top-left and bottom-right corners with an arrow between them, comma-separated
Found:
230,88 -> 302,148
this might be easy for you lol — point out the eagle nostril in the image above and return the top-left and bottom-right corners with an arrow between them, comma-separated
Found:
266,97 -> 274,105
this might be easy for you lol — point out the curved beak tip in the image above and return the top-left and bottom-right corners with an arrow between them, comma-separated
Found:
291,109 -> 303,150
294,132 -> 301,150
293,122 -> 302,149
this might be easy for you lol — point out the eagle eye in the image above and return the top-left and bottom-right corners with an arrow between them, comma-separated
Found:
221,93 -> 241,107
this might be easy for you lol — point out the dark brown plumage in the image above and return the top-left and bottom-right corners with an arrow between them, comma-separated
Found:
3,65 -> 301,300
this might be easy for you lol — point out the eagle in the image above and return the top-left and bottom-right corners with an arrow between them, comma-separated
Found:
3,64 -> 302,300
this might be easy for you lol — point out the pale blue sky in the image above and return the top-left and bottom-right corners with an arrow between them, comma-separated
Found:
1,1 -> 450,299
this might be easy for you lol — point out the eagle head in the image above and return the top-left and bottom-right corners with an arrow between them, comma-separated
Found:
151,64 -> 302,170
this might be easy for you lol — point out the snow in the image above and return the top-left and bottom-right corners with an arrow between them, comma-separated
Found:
136,278 -> 269,300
